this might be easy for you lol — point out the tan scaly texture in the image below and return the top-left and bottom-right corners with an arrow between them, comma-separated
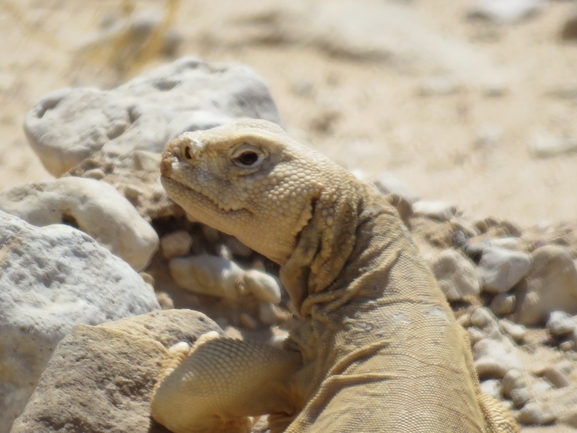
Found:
151,119 -> 519,433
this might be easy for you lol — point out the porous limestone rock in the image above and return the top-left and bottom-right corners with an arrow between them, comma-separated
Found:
24,57 -> 281,176
0,177 -> 158,271
477,246 -> 531,294
0,211 -> 160,433
429,249 -> 480,301
514,245 -> 577,326
10,310 -> 222,433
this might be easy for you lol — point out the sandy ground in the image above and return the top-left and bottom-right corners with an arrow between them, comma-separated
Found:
1,1 -> 577,431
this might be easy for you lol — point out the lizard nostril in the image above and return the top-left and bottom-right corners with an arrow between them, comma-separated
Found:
184,145 -> 192,160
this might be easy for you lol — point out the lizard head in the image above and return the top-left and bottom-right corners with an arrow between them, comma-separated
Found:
161,119 -> 333,264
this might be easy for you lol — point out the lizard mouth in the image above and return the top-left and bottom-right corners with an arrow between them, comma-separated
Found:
161,176 -> 250,217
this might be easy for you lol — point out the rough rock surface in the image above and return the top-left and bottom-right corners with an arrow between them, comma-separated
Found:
0,211 -> 160,433
429,249 -> 480,301
24,57 -> 281,176
0,176 -> 158,271
10,310 -> 222,433
478,246 -> 532,294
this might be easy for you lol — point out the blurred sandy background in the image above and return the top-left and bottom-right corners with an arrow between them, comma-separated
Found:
0,0 -> 576,227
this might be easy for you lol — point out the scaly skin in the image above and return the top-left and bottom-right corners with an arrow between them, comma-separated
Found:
151,119 -> 519,433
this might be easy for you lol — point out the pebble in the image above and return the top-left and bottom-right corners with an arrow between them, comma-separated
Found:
160,230 -> 193,259
468,327 -> 487,345
374,171 -> 419,203
511,387 -> 533,408
430,249 -> 481,301
518,401 -> 557,425
243,270 -> 282,304
480,379 -> 502,400
467,0 -> 545,24
546,311 -> 576,337
477,246 -> 531,294
514,245 -> 577,325
490,293 -> 516,316
502,369 -> 526,398
530,133 -> 577,158
412,201 -> 457,222
133,150 -> 162,172
473,337 -> 524,379
499,319 -> 526,343
543,366 -> 571,389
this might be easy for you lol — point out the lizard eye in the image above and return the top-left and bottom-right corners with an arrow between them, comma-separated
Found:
235,151 -> 259,166
231,144 -> 267,169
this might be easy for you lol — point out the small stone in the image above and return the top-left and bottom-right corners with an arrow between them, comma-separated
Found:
430,249 -> 481,301
489,237 -> 521,250
499,319 -> 526,343
510,387 -> 532,408
514,245 -> 577,326
243,270 -> 282,304
490,293 -> 516,316
450,219 -> 480,238
156,292 -> 174,310
169,255 -> 244,300
471,307 -> 498,329
543,366 -> 570,389
502,369 -> 526,399
531,378 -> 553,394
457,313 -> 472,328
473,338 -> 524,379
83,168 -> 106,180
139,272 -> 155,287
419,76 -> 461,96
546,311 -> 576,337
412,201 -> 457,222
374,172 -> 419,203
530,133 -> 577,158
160,231 -> 193,259
560,341 -> 575,352
480,379 -> 502,400
133,150 -> 162,172
467,0 -> 545,24
478,247 -> 531,294
468,327 -> 487,345
124,184 -> 144,200
518,401 -> 556,425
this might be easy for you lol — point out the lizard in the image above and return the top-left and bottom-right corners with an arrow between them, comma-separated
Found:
151,118 -> 519,433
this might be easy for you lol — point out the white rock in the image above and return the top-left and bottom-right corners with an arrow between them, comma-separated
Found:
499,319 -> 526,342
489,237 -> 521,250
412,201 -> 457,222
24,57 -> 281,176
0,211 -> 159,432
467,0 -> 546,24
169,255 -> 243,301
243,269 -> 282,304
478,246 -> 531,294
374,171 -> 419,203
490,292 -> 516,316
160,230 -> 193,259
511,387 -> 532,408
0,177 -> 158,271
471,307 -> 498,329
530,133 -> 577,158
502,369 -> 526,399
473,338 -> 524,379
480,379 -> 502,400
514,245 -> 577,326
543,366 -> 571,389
430,249 -> 480,301
518,401 -> 557,425
468,327 -> 487,346
546,311 -> 576,337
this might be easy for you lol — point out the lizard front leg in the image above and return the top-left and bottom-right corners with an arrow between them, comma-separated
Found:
151,332 -> 303,433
